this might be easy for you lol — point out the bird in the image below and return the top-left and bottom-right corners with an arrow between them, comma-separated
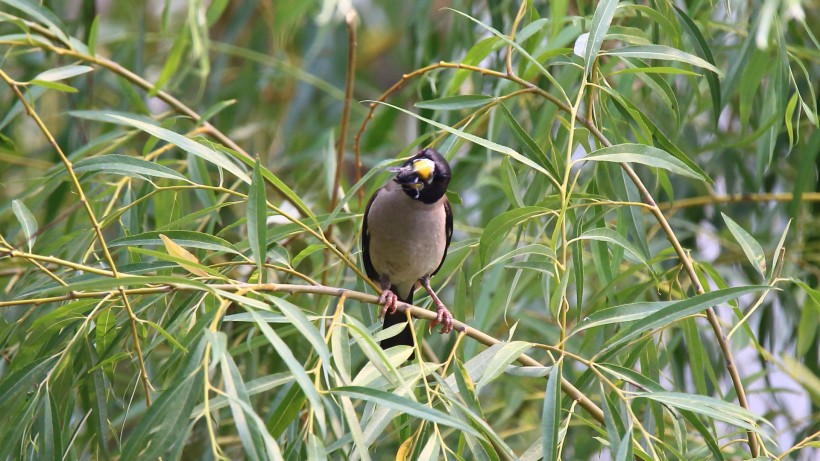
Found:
361,148 -> 454,355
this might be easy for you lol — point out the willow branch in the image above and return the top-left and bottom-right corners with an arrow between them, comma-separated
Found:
0,280 -> 605,424
0,69 -> 154,406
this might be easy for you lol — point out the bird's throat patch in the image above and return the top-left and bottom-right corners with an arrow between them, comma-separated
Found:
412,158 -> 435,183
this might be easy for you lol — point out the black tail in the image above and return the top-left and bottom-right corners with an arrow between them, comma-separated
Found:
380,285 -> 415,357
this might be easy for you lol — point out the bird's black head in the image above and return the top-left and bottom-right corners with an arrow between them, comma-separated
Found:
391,148 -> 451,203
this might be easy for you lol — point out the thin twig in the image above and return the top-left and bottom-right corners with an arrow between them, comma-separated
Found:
330,9 -> 358,213
0,69 -> 154,407
0,280 -> 606,423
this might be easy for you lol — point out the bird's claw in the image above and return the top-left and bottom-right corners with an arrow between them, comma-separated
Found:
378,289 -> 398,318
428,303 -> 454,334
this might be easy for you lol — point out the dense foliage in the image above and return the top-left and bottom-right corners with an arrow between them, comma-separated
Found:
0,0 -> 818,459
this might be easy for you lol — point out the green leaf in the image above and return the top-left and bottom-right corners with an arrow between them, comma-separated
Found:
119,371 -> 203,461
87,15 -> 100,56
151,27 -> 188,96
479,206 -> 553,264
32,64 -> 94,82
265,296 -> 331,368
583,0 -> 619,77
476,341 -> 533,391
674,6 -> 721,126
721,213 -> 767,277
571,301 -> 675,335
633,392 -> 766,432
72,154 -> 191,183
29,80 -> 78,93
414,95 -> 494,110
602,286 -> 766,354
99,113 -> 251,183
471,244 -> 556,283
200,99 -> 237,124
11,199 -> 37,252
95,308 -> 116,356
541,361 -> 561,461
572,227 -> 650,269
290,244 -> 324,268
447,37 -> 501,94
109,230 -> 240,255
0,0 -> 70,45
332,386 -> 482,438
371,101 -> 558,185
247,308 -> 326,434
583,143 -> 703,181
444,8 -> 568,104
0,357 -> 56,412
497,102 -> 560,180
604,45 -> 724,77
248,159 -> 268,282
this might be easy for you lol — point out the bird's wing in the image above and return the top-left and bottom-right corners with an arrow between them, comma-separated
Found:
361,188 -> 381,281
432,196 -> 453,276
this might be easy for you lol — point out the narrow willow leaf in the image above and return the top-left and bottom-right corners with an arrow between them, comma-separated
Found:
247,309 -> 326,434
248,160 -> 268,282
102,114 -> 251,183
498,102 -> 560,180
220,353 -> 265,461
541,361 -> 561,461
0,357 -> 56,412
29,80 -> 78,93
414,95 -> 493,110
791,130 -> 820,218
583,143 -> 702,180
583,0 -> 619,77
572,228 -> 650,269
476,341 -> 533,391
32,64 -> 93,82
119,371 -> 202,461
444,8 -> 568,104
471,243 -> 556,284
674,6 -> 721,126
371,101 -> 557,184
781,356 -> 820,406
159,234 -> 210,277
571,301 -> 675,334
151,27 -> 188,96
604,45 -> 723,77
11,199 -> 37,252
447,36 -> 500,94
721,213 -> 767,277
95,308 -> 116,355
143,320 -> 187,352
200,99 -> 237,123
633,392 -> 766,432
479,207 -> 553,264
614,425 -> 633,461
72,154 -> 191,183
597,363 -> 725,460
110,230 -> 240,255
265,296 -> 331,367
332,386 -> 482,437
0,0 -> 70,45
291,243 -> 324,268
88,15 -> 100,56
602,286 -> 766,354
793,280 -> 820,357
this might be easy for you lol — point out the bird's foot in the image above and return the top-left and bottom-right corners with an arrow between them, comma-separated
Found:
429,302 -> 454,334
378,289 -> 399,318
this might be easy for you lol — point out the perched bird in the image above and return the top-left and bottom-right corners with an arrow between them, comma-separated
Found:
361,148 -> 454,353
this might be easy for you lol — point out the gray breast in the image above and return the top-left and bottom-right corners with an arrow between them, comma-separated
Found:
367,182 -> 447,291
